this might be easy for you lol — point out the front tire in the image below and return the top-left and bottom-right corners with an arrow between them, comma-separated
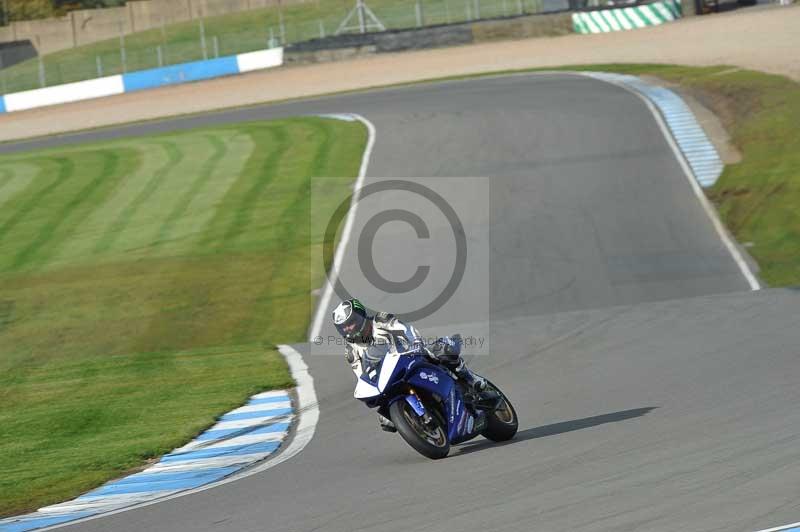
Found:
389,398 -> 450,459
481,380 -> 518,442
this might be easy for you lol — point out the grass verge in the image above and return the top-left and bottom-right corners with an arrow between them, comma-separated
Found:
0,116 -> 367,516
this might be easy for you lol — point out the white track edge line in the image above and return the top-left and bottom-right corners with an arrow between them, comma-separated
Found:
35,344 -> 319,531
576,72 -> 761,291
308,113 -> 377,341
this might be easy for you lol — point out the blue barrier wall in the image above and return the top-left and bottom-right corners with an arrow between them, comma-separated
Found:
0,96 -> 6,113
122,56 -> 240,93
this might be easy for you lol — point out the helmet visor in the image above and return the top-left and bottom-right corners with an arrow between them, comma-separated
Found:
335,310 -> 367,341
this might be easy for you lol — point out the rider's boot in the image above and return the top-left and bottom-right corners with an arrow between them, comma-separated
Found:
378,413 -> 397,432
453,360 -> 487,393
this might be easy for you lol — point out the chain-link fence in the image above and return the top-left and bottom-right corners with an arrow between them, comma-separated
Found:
0,0 -> 570,95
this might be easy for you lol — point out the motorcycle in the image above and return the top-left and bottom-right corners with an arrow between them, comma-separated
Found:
354,335 -> 518,459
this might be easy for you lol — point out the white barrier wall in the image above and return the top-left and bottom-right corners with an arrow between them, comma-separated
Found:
0,47 -> 284,114
4,76 -> 125,113
236,48 -> 284,73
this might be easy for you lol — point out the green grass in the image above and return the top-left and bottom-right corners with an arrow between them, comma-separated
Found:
0,116 -> 367,517
0,0 -> 547,94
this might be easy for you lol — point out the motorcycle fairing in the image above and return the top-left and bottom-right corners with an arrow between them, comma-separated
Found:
405,362 -> 474,442
354,376 -> 380,399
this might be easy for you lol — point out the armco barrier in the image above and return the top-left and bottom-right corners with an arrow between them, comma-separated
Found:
0,47 -> 283,114
572,0 -> 682,34
284,12 -> 572,64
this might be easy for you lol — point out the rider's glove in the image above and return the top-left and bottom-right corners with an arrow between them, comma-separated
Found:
431,336 -> 461,362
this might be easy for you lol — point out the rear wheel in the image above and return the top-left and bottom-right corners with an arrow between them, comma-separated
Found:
389,398 -> 450,459
480,380 -> 518,442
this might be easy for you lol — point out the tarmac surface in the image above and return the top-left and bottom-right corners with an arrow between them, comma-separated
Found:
6,73 -> 800,532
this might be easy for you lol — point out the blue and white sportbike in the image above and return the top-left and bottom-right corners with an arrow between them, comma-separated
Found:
354,335 -> 518,459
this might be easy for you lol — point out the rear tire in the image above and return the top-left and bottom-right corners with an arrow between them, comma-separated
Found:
480,380 -> 518,442
389,399 -> 450,459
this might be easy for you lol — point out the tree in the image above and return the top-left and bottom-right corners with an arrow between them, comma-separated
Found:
6,0 -> 56,22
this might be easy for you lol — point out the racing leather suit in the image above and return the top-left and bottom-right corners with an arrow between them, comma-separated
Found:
345,312 -> 484,431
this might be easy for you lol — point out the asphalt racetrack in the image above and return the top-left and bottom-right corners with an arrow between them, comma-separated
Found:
6,73 -> 800,532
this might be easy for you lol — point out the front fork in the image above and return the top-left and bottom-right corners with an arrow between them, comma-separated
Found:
404,390 -> 435,426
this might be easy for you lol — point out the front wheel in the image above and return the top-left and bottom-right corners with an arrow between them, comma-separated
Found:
389,398 -> 450,459
480,379 -> 518,442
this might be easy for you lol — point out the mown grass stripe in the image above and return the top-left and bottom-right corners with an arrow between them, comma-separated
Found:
241,121 -> 335,337
10,151 -> 123,270
221,126 -> 289,247
0,168 -> 13,195
0,158 -> 72,245
93,141 -> 183,254
0,164 -> 40,212
154,134 -> 228,248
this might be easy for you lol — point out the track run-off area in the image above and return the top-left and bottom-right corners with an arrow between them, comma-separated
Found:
3,72 -> 800,532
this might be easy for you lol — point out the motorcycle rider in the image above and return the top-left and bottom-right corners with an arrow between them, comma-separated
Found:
331,298 -> 486,432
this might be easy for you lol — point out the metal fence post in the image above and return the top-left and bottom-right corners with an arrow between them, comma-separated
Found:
38,56 -> 45,87
212,36 -> 219,58
445,0 -> 451,23
269,27 -> 276,48
118,23 -> 127,74
279,11 -> 286,44
199,18 -> 207,60
318,19 -> 325,38
474,0 -> 481,19
517,0 -> 523,14
96,55 -> 103,77
156,45 -> 163,67
415,0 -> 423,26
466,1 -> 472,20
33,36 -> 46,87
0,54 -> 6,95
